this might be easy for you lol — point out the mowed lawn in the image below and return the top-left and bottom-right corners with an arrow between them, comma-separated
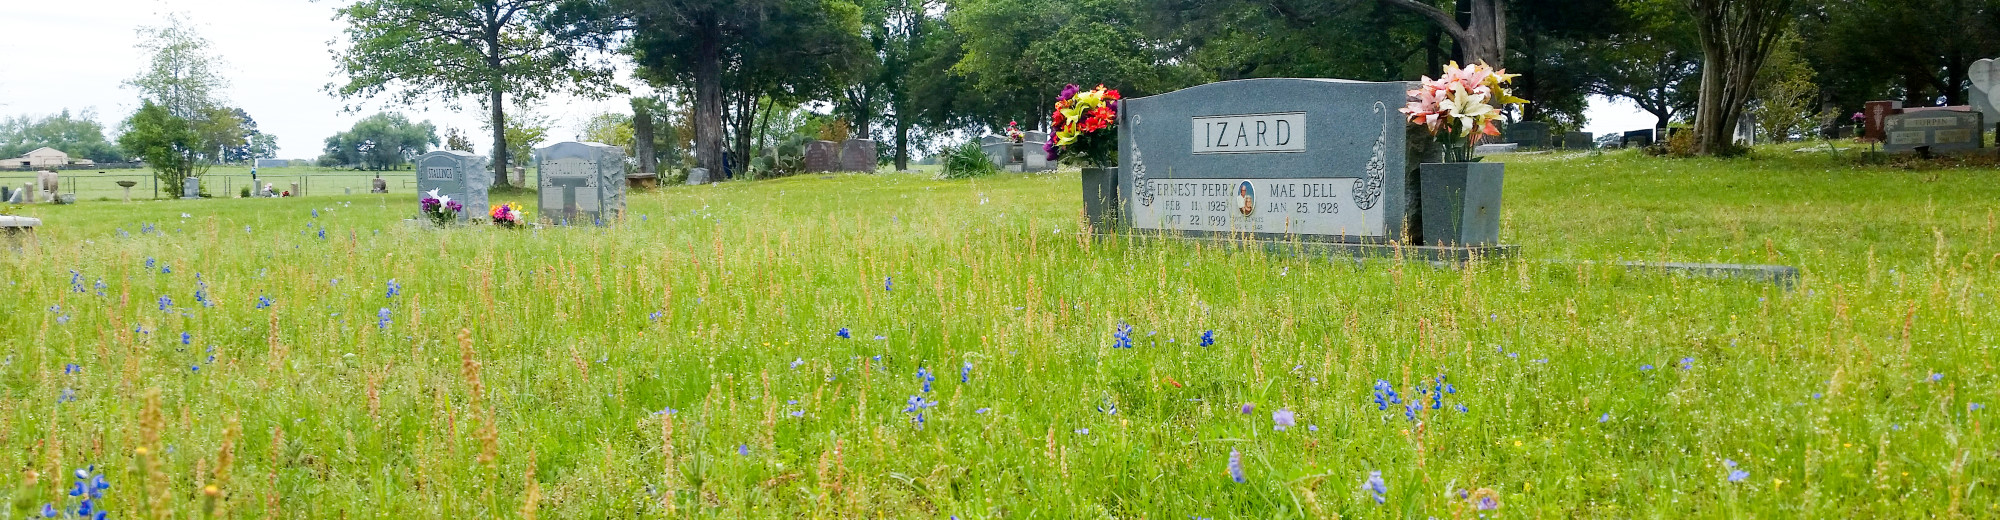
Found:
1,147 -> 1995,518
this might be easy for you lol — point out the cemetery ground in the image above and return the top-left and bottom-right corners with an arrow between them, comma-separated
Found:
2,147 -> 1997,518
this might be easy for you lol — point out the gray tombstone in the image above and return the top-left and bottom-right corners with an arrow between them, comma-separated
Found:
1026,131 -> 1050,144
513,166 -> 527,187
1114,78 -> 1421,244
1970,58 -> 2000,125
1883,110 -> 1986,154
982,141 -> 1012,169
371,178 -> 388,194
687,167 -> 711,185
1023,142 -> 1053,172
1562,132 -> 1594,149
1622,129 -> 1655,148
840,139 -> 878,172
415,150 -> 492,221
1733,113 -> 1757,146
36,170 -> 57,196
1503,122 -> 1550,149
536,141 -> 626,225
182,177 -> 201,199
805,141 -> 840,173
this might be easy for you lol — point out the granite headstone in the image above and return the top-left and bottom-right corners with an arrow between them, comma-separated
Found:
1621,129 -> 1655,148
371,178 -> 388,194
1562,132 -> 1594,149
1863,100 -> 1902,142
182,177 -> 201,199
1503,122 -> 1550,149
1114,78 -> 1419,243
36,170 -> 58,196
805,141 -> 840,173
1970,59 -> 2000,125
1883,110 -> 1985,154
414,150 -> 492,221
536,141 -> 626,224
840,139 -> 878,172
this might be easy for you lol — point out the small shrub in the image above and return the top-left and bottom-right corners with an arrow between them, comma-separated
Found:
939,141 -> 998,179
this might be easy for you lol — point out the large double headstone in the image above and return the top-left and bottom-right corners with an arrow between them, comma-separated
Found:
1109,78 -> 1422,244
415,150 -> 492,222
1883,109 -> 1986,154
536,141 -> 625,225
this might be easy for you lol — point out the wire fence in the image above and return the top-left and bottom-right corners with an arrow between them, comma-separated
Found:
0,169 -> 430,201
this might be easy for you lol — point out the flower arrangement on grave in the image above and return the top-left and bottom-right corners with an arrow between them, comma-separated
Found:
1045,84 -> 1121,167
1005,121 -> 1026,143
490,202 -> 527,229
419,189 -> 463,226
1400,62 -> 1529,162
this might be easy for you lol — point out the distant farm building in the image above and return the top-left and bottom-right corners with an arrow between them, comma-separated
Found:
11,147 -> 69,169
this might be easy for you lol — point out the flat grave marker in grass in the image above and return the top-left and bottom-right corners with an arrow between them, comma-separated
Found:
536,141 -> 625,225
415,150 -> 491,222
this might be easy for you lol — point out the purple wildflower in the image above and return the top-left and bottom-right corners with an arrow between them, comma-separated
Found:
1273,409 -> 1295,431
1228,449 -> 1245,483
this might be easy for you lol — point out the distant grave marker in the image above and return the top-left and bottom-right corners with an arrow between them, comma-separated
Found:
536,141 -> 625,225
840,139 -> 878,172
1883,109 -> 1985,154
415,150 -> 491,222
182,177 -> 201,199
805,141 -> 839,173
1503,121 -> 1549,149
1562,131 -> 1594,149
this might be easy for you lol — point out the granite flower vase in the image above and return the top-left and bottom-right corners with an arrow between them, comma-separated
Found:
1418,162 -> 1503,247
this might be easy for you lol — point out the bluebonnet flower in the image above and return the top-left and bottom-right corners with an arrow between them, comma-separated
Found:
1679,357 -> 1695,370
191,365 -> 200,372
789,410 -> 804,418
975,408 -> 991,414
317,229 -> 327,240
873,335 -> 886,340
1229,450 -> 1245,483
738,444 -> 749,456
1456,403 -> 1468,412
181,332 -> 191,345
70,271 -> 85,293
256,296 -> 274,309
1372,380 -> 1401,410
1812,393 -> 1822,399
917,368 -> 936,392
1308,424 -> 1319,432
1074,428 -> 1089,435
386,279 -> 400,299
1240,403 -> 1254,415
885,276 -> 893,291
58,389 -> 76,403
145,257 -> 155,269
1930,373 -> 1944,382
1404,402 -> 1421,422
48,305 -> 60,313
93,278 -> 106,295
194,282 -> 212,307
1429,375 -> 1454,410
1098,397 -> 1118,415
157,295 -> 172,311
961,361 -> 972,383
1200,330 -> 1215,347
903,395 -> 936,429
65,363 -> 79,374
1724,459 -> 1748,482
376,308 -> 392,329
1972,403 -> 1985,412
791,358 -> 804,369
652,407 -> 677,416
1599,413 -> 1610,423
41,503 -> 58,518
1113,322 -> 1134,349
837,328 -> 851,339
1362,471 -> 1387,503
649,311 -> 662,321
161,263 -> 171,274
1273,409 -> 1295,431
1640,364 -> 1654,371
312,209 -> 319,218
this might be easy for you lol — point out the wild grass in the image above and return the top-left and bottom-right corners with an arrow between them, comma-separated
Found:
0,147 -> 1996,518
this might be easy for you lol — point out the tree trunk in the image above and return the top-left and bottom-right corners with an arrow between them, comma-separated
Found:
692,13 -> 725,184
893,117 -> 910,171
1383,0 -> 1504,68
489,86 -> 511,188
1686,0 -> 1793,155
633,101 -> 657,174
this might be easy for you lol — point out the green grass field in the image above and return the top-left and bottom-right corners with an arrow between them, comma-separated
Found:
1,146 -> 1996,518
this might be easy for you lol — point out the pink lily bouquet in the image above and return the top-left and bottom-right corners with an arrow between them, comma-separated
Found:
1401,62 -> 1529,162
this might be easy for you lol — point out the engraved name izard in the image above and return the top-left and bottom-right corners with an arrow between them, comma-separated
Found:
1191,112 -> 1306,154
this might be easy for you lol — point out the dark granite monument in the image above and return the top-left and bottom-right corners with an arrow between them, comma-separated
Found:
805,141 -> 839,173
1883,109 -> 1985,154
839,139 -> 878,172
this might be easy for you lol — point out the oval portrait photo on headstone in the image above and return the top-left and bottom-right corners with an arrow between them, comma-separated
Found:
1236,180 -> 1255,217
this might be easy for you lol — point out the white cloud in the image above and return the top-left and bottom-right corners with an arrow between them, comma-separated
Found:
0,0 -> 642,159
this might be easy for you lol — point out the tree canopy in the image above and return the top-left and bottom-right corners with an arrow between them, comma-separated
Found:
320,113 -> 440,170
